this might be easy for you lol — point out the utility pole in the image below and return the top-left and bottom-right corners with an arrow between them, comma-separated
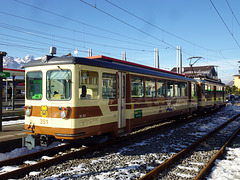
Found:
154,48 -> 159,68
88,49 -> 92,57
122,51 -> 126,61
0,51 -> 7,131
176,46 -> 182,73
179,46 -> 182,74
176,46 -> 179,73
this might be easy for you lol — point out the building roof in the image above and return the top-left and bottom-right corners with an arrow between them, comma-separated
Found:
171,65 -> 217,78
172,65 -> 215,73
3,68 -> 25,77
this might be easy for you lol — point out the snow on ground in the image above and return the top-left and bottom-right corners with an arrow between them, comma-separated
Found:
2,119 -> 25,126
0,141 -> 63,162
42,104 -> 240,179
0,103 -> 240,179
0,141 -> 63,175
207,147 -> 240,180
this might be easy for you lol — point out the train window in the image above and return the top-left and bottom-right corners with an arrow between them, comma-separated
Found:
174,82 -> 181,97
131,76 -> 144,98
191,83 -> 196,97
167,81 -> 174,97
145,78 -> 155,97
182,82 -> 187,96
216,86 -> 221,97
102,73 -> 116,99
26,71 -> 42,100
205,84 -> 208,91
79,71 -> 98,100
205,84 -> 208,95
157,80 -> 166,97
47,70 -> 71,100
202,84 -> 205,94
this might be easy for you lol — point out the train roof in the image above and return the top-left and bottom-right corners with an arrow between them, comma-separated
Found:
87,55 -> 185,77
25,55 -> 195,82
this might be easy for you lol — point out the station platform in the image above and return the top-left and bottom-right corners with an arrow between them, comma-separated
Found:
2,107 -> 25,117
0,108 -> 26,153
0,123 -> 26,153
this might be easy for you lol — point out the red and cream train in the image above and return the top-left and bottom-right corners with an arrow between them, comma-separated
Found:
23,55 -> 226,149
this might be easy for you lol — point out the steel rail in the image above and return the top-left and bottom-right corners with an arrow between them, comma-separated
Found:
139,113 -> 240,180
195,125 -> 240,180
0,107 -> 226,179
0,143 -> 72,167
0,116 -> 180,179
0,136 -> 126,180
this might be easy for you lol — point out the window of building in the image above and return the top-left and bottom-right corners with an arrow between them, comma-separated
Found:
167,81 -> 174,97
157,80 -> 166,97
131,76 -> 144,98
47,70 -> 71,100
145,78 -> 155,97
102,73 -> 116,99
26,71 -> 42,100
80,70 -> 98,100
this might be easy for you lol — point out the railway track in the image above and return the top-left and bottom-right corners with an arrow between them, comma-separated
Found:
0,117 -> 178,179
139,112 -> 240,180
0,106 -> 236,179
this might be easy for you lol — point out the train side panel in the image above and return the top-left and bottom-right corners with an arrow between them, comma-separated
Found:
23,55 -> 226,148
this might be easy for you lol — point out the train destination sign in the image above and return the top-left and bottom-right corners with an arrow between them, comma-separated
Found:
0,72 -> 10,77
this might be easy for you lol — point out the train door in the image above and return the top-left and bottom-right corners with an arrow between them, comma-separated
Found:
213,86 -> 216,101
222,86 -> 225,101
118,72 -> 126,129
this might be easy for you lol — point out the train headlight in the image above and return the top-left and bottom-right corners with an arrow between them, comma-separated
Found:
60,111 -> 67,119
26,109 -> 31,116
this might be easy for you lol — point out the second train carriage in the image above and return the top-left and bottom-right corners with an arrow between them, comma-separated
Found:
23,55 -> 225,148
195,77 -> 226,111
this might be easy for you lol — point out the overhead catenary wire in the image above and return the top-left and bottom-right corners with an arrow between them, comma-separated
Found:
79,0 -> 238,69
0,22 -> 154,53
225,0 -> 240,30
13,0 -> 164,49
79,0 -> 176,50
104,0 -> 239,69
9,1 -> 232,63
105,0 -> 217,53
0,0 -> 237,80
0,24 -> 147,63
210,0 -> 240,49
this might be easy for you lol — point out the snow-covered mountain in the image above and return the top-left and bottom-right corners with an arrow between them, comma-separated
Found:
3,55 -> 35,69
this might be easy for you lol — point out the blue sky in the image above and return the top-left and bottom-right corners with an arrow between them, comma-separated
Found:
1,0 -> 240,83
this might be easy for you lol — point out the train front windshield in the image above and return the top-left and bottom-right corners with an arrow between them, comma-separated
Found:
26,70 -> 72,100
26,71 -> 42,100
47,70 -> 71,100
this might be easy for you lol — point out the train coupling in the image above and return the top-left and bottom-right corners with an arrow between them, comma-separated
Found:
39,135 -> 54,147
22,134 -> 55,150
22,135 -> 36,150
